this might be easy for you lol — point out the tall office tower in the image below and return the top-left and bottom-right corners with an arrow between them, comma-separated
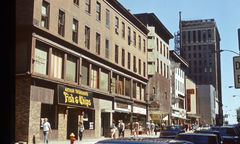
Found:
178,16 -> 222,125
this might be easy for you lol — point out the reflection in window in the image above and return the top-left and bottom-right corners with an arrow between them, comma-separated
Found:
51,49 -> 63,79
34,41 -> 48,75
66,55 -> 77,82
100,69 -> 109,91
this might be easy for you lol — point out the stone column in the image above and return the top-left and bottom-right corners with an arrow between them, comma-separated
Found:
58,105 -> 67,141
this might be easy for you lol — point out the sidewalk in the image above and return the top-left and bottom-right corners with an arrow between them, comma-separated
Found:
36,133 -> 160,144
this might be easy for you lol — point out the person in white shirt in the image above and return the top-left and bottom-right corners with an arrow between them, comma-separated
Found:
150,121 -> 155,135
111,121 -> 116,139
146,121 -> 150,135
43,118 -> 52,144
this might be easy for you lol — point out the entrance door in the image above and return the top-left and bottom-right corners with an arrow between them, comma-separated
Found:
101,113 -> 110,137
67,108 -> 79,139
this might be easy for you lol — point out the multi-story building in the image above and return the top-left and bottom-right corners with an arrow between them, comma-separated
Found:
16,0 -> 149,143
177,18 -> 222,125
197,85 -> 217,125
186,77 -> 202,125
169,50 -> 188,125
134,13 -> 173,126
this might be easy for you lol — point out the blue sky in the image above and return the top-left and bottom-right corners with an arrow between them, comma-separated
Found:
118,0 -> 240,124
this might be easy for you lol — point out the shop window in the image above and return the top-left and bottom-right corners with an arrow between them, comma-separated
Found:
91,65 -> 99,89
112,73 -> 117,94
51,49 -> 63,79
81,59 -> 89,86
133,81 -> 136,98
66,54 -> 77,82
141,86 -> 145,101
41,104 -> 58,129
82,109 -> 95,130
136,83 -> 140,100
34,41 -> 49,75
118,75 -> 124,95
125,78 -> 130,97
100,69 -> 109,91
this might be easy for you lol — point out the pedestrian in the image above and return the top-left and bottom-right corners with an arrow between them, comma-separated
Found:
111,122 -> 116,139
134,120 -> 139,137
146,121 -> 150,135
150,121 -> 155,135
43,118 -> 52,144
79,122 -> 84,141
119,120 -> 125,137
186,123 -> 189,132
161,122 -> 165,132
154,123 -> 159,135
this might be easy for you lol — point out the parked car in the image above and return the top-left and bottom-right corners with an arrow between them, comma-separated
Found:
175,133 -> 220,144
192,124 -> 199,130
159,125 -> 185,139
211,126 -> 240,144
201,125 -> 211,130
96,137 -> 194,144
194,130 -> 222,144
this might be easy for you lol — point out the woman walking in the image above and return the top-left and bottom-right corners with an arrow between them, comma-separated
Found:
43,118 -> 52,144
154,123 -> 159,135
134,120 -> 139,137
79,122 -> 84,141
111,122 -> 116,139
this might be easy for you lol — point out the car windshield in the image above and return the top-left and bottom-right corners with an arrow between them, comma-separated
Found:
164,126 -> 179,131
177,135 -> 217,144
211,128 -> 236,136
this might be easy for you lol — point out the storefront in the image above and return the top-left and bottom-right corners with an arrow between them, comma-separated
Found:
113,97 -> 133,137
149,101 -> 169,126
171,107 -> 186,125
132,103 -> 147,134
187,113 -> 202,125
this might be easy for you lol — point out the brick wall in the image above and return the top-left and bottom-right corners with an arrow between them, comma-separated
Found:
58,105 -> 67,141
15,77 -> 31,142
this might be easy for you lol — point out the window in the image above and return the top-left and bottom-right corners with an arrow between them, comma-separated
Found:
85,0 -> 90,13
143,62 -> 146,77
209,52 -> 212,57
141,86 -> 145,101
193,31 -> 196,42
118,76 -> 124,95
204,68 -> 207,73
91,65 -> 99,89
199,60 -> 202,65
165,92 -> 167,99
96,33 -> 100,54
157,59 -> 159,73
183,32 -> 186,43
138,36 -> 141,50
199,76 -> 202,82
41,1 -> 50,29
85,26 -> 90,49
100,69 -> 109,91
204,60 -> 207,65
128,27 -> 131,44
96,2 -> 101,20
133,56 -> 136,72
160,61 -> 162,75
72,19 -> 78,43
128,52 -> 130,69
188,53 -> 191,58
189,68 -> 191,74
194,53 -> 196,58
115,17 -> 119,34
194,60 -> 196,65
112,74 -> 117,94
199,68 -> 202,73
208,29 -> 211,42
188,46 -> 191,51
209,67 -> 212,72
58,10 -> 65,36
136,83 -> 141,100
204,75 -> 207,81
74,0 -> 79,5
133,31 -> 136,46
156,38 -> 159,51
51,49 -> 63,79
115,45 -> 118,63
194,46 -> 196,50
163,44 -> 165,57
209,60 -> 212,65
198,45 -> 201,50
209,75 -> 212,81
166,47 -> 169,59
167,66 -> 169,78
34,41 -> 48,75
105,39 -> 109,59
66,55 -> 77,82
189,61 -> 191,66
139,59 -> 141,75
204,52 -> 206,57
122,22 -> 125,38
125,78 -> 130,96
143,39 -> 146,52
164,63 -> 166,77
81,59 -> 89,86
160,41 -> 162,54
203,30 -> 206,42
183,46 -> 186,51
122,49 -> 125,67
199,53 -> 201,58
106,9 -> 110,27
41,104 -> 58,129
209,45 -> 211,50
133,81 -> 136,98
188,31 -> 190,43
204,45 -> 206,50
198,30 -> 201,42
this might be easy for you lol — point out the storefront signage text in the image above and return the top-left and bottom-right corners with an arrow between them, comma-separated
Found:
133,106 -> 146,115
58,85 -> 94,108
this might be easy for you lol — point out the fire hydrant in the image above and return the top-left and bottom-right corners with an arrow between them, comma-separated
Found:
70,133 -> 76,144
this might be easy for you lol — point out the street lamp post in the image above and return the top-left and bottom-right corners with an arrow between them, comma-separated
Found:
215,49 -> 240,56
233,95 -> 240,97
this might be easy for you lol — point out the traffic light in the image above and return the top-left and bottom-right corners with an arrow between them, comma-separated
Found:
216,114 -> 219,118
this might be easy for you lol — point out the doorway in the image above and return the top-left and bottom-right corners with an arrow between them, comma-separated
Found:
101,113 -> 110,137
67,108 -> 79,139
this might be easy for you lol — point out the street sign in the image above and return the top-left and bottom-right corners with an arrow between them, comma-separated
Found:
233,56 -> 240,88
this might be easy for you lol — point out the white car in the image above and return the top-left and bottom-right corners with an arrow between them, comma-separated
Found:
201,125 -> 211,130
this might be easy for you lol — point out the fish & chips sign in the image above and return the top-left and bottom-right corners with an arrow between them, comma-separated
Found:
58,85 -> 94,108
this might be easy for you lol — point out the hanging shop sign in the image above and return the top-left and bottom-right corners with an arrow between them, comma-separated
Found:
58,85 -> 94,108
133,106 -> 146,115
149,102 -> 160,109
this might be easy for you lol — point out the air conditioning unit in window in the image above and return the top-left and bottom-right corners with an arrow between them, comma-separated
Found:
115,27 -> 119,34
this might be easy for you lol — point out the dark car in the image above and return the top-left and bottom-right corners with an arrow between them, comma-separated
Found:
194,130 -> 222,144
159,125 -> 185,139
211,126 -> 240,144
176,133 -> 220,144
96,137 -> 194,144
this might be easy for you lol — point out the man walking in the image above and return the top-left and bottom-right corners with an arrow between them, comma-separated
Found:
150,121 -> 155,135
119,120 -> 125,137
146,121 -> 150,135
161,122 -> 165,132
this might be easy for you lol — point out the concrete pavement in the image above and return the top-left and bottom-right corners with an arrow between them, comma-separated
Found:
36,132 -> 161,144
